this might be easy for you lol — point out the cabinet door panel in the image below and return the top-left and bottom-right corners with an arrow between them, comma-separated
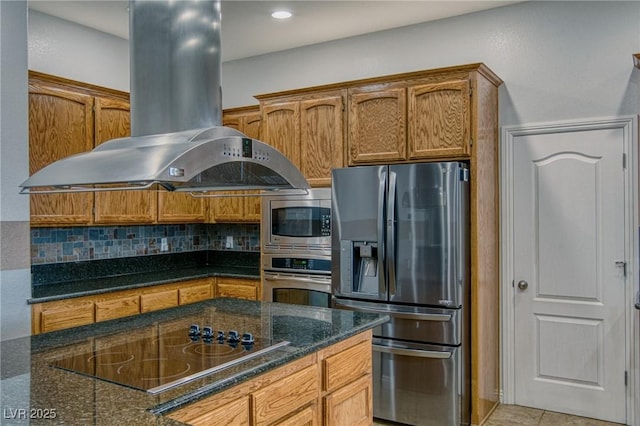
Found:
140,289 -> 179,313
215,282 -> 258,300
300,95 -> 344,187
273,403 -> 318,426
261,102 -> 301,167
348,87 -> 406,164
40,301 -> 95,333
210,191 -> 245,222
322,374 -> 372,426
408,79 -> 470,159
186,396 -> 250,426
179,280 -> 213,305
252,364 -> 319,426
158,191 -> 204,223
93,97 -> 158,224
95,295 -> 140,322
28,85 -> 94,226
323,340 -> 372,393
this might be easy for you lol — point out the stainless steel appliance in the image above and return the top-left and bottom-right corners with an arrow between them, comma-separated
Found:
332,162 -> 470,426
261,188 -> 331,252
262,188 -> 332,308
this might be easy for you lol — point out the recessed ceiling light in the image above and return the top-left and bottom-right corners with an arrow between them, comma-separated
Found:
271,10 -> 293,20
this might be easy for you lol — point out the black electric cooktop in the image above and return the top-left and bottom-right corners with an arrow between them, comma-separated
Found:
50,312 -> 289,394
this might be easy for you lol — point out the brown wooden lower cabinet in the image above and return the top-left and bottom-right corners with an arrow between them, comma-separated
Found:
166,331 -> 373,426
215,277 -> 260,300
31,278 -> 216,334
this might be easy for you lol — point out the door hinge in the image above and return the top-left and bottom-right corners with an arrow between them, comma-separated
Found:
469,86 -> 473,97
625,370 -> 628,386
623,153 -> 627,169
615,261 -> 627,277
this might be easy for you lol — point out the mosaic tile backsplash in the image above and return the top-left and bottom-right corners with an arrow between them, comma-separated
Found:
31,224 -> 260,265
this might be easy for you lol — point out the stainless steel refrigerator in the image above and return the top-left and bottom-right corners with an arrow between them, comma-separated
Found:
331,162 -> 470,426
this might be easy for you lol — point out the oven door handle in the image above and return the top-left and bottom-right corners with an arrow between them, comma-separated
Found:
333,300 -> 452,322
264,275 -> 330,284
372,344 -> 452,359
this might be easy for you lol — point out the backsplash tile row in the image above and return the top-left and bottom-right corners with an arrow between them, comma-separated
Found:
31,224 -> 260,265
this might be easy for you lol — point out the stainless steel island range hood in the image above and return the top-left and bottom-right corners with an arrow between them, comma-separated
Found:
20,0 -> 309,194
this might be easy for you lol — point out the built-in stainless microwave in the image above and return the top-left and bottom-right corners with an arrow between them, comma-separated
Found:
261,188 -> 331,252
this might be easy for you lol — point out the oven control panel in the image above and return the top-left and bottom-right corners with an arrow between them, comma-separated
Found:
270,257 -> 331,273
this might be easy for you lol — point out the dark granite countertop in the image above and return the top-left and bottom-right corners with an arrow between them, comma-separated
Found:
0,298 -> 388,425
30,251 -> 260,304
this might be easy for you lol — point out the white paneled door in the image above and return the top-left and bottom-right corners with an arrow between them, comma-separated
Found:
512,126 -> 628,423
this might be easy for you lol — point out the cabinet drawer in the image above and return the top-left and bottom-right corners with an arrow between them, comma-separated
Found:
40,301 -> 94,333
175,396 -> 249,426
179,282 -> 213,305
323,340 -> 372,392
216,283 -> 257,300
95,295 -> 140,322
140,289 -> 178,313
252,364 -> 319,426
273,403 -> 318,426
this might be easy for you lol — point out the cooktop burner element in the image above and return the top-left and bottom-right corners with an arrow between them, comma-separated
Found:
51,322 -> 290,394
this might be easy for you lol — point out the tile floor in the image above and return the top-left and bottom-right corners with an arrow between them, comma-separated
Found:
373,404 -> 625,426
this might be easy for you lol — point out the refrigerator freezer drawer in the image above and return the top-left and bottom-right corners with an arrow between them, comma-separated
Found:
372,339 -> 468,426
334,298 -> 461,345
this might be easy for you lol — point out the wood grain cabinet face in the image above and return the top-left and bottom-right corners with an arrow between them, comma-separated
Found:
261,101 -> 301,168
252,364 -> 319,426
259,92 -> 345,187
215,277 -> 260,301
323,340 -> 372,393
273,403 -> 318,426
28,84 -> 95,226
95,294 -> 140,322
39,300 -> 95,333
407,79 -> 470,159
322,374 -> 372,426
347,85 -> 407,164
299,95 -> 345,187
140,289 -> 179,313
178,280 -> 214,305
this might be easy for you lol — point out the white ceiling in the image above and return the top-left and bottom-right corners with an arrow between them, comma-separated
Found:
28,1 -> 521,62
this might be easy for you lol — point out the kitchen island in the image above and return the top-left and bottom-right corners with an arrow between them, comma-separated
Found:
0,298 -> 387,425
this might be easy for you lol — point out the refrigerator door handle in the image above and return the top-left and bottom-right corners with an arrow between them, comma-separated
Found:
373,343 -> 453,359
333,299 -> 452,321
387,170 -> 397,296
378,168 -> 387,296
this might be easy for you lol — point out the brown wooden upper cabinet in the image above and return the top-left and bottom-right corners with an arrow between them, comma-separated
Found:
257,90 -> 346,187
348,76 -> 471,165
29,82 -> 95,226
28,71 -> 206,226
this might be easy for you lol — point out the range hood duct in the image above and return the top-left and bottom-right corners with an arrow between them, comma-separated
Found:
20,0 -> 309,194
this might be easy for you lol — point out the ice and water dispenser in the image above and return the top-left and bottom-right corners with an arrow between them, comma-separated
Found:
339,240 -> 380,295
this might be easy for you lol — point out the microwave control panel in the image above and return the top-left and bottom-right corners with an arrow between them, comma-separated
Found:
321,214 -> 331,236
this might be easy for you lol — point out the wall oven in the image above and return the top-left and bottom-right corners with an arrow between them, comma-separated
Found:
261,188 -> 332,308
262,254 -> 332,308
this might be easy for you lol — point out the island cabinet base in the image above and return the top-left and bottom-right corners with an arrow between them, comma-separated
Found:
166,330 -> 373,426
